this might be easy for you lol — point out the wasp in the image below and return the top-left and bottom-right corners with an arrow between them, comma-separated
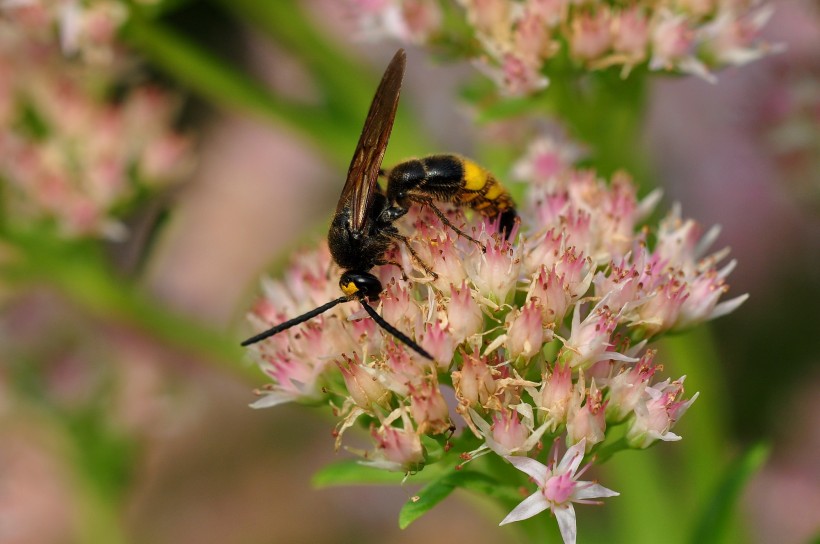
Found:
241,49 -> 516,360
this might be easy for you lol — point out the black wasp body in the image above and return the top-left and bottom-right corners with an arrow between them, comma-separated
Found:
242,49 -> 517,360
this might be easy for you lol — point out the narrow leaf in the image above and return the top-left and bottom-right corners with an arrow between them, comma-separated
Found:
312,461 -> 408,487
399,477 -> 457,529
399,470 -> 518,528
689,442 -> 770,544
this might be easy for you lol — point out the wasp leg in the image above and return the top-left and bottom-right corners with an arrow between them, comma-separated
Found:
411,196 -> 486,252
376,259 -> 409,281
384,231 -> 438,279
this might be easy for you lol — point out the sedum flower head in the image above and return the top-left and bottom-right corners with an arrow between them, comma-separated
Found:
243,140 -> 744,541
348,0 -> 782,95
0,1 -> 193,239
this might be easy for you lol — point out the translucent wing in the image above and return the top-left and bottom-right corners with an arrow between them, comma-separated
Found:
336,49 -> 406,232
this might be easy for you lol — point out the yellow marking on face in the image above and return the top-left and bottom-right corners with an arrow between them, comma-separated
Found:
462,159 -> 488,191
341,281 -> 359,296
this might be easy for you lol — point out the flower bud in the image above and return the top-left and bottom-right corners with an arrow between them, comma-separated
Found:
338,355 -> 389,410
537,363 -> 573,429
505,300 -> 545,360
447,281 -> 484,343
566,379 -> 606,450
452,351 -> 497,409
409,378 -> 451,435
371,422 -> 425,472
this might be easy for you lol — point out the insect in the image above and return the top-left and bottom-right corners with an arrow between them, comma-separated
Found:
241,49 -> 516,359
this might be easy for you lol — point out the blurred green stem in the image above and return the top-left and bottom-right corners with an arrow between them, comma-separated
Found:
662,328 -> 740,539
543,66 -> 652,190
123,8 -> 428,170
208,0 -> 425,162
2,229 -> 256,383
121,16 -> 351,166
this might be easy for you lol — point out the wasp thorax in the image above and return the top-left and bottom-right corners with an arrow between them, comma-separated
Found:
339,271 -> 383,300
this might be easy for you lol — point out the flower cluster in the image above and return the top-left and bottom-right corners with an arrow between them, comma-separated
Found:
0,1 -> 192,239
349,0 -> 781,95
756,61 -> 820,205
243,137 -> 746,541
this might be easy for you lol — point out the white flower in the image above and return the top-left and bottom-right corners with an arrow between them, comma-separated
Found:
500,439 -> 619,544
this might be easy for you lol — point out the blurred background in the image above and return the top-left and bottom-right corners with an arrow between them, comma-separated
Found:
1,0 -> 818,543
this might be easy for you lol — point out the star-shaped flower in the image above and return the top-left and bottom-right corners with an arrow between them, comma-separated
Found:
500,439 -> 619,544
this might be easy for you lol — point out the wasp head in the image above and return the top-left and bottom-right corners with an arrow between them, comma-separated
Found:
339,271 -> 382,300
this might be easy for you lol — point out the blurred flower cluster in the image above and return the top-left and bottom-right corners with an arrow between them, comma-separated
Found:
350,0 -> 781,95
0,1 -> 192,239
243,137 -> 746,540
756,61 -> 820,206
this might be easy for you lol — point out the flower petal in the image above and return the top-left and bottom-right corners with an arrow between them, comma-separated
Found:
505,455 -> 549,482
556,439 -> 587,474
574,482 -> 620,500
249,392 -> 294,409
499,491 -> 550,525
554,503 -> 577,544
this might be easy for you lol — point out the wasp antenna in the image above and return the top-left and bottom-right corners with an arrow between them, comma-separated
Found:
360,300 -> 434,361
241,296 -> 349,347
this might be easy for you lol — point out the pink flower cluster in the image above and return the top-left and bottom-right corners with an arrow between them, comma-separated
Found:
245,135 -> 744,458
757,61 -> 820,204
244,137 -> 745,540
0,1 -> 192,239
349,0 -> 781,95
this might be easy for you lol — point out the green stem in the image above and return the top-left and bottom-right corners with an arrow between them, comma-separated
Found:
205,0 -> 428,163
2,230 -> 256,384
121,17 -> 352,166
661,328 -> 739,537
209,0 -> 372,121
542,65 -> 652,190
605,448 -> 678,544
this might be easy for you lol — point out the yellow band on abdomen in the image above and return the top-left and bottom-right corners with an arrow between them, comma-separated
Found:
462,159 -> 489,191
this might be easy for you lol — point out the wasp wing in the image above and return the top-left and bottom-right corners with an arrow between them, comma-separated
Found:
336,49 -> 406,233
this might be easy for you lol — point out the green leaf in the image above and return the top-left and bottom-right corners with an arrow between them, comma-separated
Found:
312,460 -> 410,487
398,470 -> 519,529
421,435 -> 444,464
689,442 -> 770,544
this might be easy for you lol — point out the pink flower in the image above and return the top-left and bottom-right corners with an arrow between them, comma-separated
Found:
569,10 -> 612,62
338,354 -> 390,410
446,281 -> 484,343
408,377 -> 451,434
500,439 -> 619,544
452,351 -> 499,410
505,300 -> 546,360
421,321 -> 456,368
466,233 -> 521,306
362,408 -> 426,472
352,0 -> 442,44
559,304 -> 635,370
627,377 -> 699,448
512,136 -> 584,185
532,363 -> 573,430
527,264 -> 573,327
611,7 -> 649,60
565,378 -> 607,449
605,351 -> 659,422
469,404 -> 550,457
